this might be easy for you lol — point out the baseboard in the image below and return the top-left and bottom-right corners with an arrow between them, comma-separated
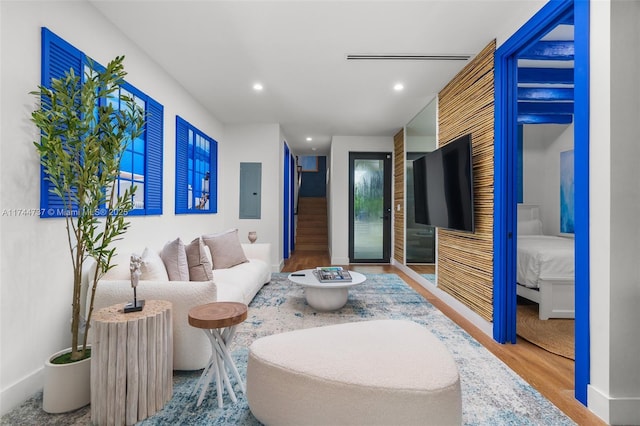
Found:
393,260 -> 493,338
331,256 -> 350,265
0,367 -> 43,416
588,384 -> 640,425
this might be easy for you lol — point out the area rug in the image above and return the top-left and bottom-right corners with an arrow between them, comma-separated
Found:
517,303 -> 575,360
2,273 -> 574,425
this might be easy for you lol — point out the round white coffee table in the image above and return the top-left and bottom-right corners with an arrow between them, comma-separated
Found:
287,269 -> 366,311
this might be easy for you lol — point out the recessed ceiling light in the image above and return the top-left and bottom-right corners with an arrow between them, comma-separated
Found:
312,147 -> 317,151
394,83 -> 404,91
253,83 -> 264,91
306,137 -> 313,142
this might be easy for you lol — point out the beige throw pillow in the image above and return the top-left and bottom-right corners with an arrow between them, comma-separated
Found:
140,247 -> 169,281
185,237 -> 214,281
160,238 -> 189,281
202,229 -> 248,270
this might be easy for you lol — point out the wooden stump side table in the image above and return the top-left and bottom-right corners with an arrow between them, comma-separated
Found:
91,300 -> 173,426
188,302 -> 248,408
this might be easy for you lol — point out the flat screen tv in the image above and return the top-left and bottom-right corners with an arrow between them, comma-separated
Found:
413,134 -> 474,233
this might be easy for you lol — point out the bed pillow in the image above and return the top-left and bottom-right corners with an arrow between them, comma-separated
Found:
160,237 -> 190,281
518,219 -> 543,235
140,247 -> 170,281
202,229 -> 248,270
185,237 -> 214,281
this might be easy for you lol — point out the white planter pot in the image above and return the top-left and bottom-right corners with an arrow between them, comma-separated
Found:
42,347 -> 91,413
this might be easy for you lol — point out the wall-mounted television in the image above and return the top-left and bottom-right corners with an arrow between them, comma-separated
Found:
413,134 -> 474,233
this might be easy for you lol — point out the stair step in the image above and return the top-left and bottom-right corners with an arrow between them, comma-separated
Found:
295,197 -> 328,252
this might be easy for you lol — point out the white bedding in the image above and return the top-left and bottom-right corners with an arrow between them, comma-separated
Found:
517,235 -> 574,288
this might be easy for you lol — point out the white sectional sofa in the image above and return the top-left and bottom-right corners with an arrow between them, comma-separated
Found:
83,233 -> 272,371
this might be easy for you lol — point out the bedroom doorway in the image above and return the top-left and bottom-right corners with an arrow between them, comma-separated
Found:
494,0 -> 590,405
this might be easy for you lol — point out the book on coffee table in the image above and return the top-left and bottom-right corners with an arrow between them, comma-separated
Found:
313,266 -> 352,283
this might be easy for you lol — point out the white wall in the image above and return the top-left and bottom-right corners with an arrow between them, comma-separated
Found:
588,1 -> 640,424
223,123 -> 283,271
0,2 -> 279,413
522,123 -> 573,235
328,136 -> 393,265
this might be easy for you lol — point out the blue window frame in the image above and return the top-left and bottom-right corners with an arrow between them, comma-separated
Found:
40,27 -> 163,217
175,116 -> 218,214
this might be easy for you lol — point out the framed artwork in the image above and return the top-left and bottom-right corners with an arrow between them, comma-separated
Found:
299,155 -> 318,172
560,149 -> 574,234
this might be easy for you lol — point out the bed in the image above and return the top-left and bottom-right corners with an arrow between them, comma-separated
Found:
516,205 -> 575,320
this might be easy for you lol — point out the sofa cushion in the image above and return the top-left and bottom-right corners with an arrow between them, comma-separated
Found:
160,238 -> 189,281
202,229 -> 248,270
185,237 -> 214,281
214,259 -> 270,304
140,247 -> 170,281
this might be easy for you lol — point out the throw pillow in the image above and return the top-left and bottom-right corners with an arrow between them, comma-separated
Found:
160,237 -> 189,281
185,237 -> 214,281
140,247 -> 169,281
202,228 -> 248,270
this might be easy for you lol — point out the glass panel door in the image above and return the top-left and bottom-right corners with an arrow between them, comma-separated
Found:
349,152 -> 391,263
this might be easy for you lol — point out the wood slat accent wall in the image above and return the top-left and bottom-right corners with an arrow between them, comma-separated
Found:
393,129 -> 405,264
437,40 -> 496,321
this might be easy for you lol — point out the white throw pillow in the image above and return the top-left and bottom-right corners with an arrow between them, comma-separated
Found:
202,229 -> 248,270
140,247 -> 169,281
160,237 -> 189,281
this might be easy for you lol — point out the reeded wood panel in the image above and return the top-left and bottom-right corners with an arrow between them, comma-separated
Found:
437,40 -> 496,321
393,129 -> 405,264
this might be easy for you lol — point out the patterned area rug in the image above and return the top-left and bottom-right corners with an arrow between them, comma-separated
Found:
2,273 -> 574,425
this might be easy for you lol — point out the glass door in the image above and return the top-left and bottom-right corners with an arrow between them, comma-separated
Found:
349,152 -> 392,263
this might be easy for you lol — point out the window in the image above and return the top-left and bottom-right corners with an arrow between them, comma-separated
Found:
175,116 -> 218,214
40,27 -> 163,217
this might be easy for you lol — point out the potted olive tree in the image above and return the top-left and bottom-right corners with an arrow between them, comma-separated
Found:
31,56 -> 145,413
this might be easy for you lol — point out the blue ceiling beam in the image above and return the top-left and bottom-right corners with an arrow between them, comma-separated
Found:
517,113 -> 573,125
518,87 -> 574,101
518,101 -> 574,115
518,67 -> 574,84
520,40 -> 575,60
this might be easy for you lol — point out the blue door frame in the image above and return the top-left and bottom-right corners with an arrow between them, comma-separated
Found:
493,0 -> 590,404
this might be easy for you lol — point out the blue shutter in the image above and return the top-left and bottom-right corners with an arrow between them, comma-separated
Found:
40,28 -> 85,218
209,139 -> 218,213
175,116 -> 189,214
145,97 -> 164,215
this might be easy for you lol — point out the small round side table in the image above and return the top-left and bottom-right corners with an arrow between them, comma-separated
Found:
188,302 -> 248,408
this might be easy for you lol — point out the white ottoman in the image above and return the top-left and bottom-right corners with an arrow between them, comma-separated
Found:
246,320 -> 462,425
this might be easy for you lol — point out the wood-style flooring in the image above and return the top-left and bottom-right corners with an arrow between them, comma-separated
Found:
282,250 -> 606,426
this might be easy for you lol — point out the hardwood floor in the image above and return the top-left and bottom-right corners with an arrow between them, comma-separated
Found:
282,250 -> 605,426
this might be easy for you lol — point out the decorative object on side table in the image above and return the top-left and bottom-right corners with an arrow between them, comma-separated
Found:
124,254 -> 145,313
248,231 -> 258,243
31,56 -> 145,413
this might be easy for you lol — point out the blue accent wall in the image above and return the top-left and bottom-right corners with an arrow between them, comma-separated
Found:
299,156 -> 327,197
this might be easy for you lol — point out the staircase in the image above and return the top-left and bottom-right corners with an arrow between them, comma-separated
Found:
295,197 -> 328,252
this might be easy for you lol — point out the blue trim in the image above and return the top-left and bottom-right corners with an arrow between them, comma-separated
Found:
517,113 -> 573,125
518,67 -> 574,84
518,102 -> 573,115
283,143 -> 291,259
174,115 -> 217,214
39,28 -> 164,217
518,87 -> 574,101
573,0 -> 590,405
494,0 -> 589,406
520,40 -> 575,60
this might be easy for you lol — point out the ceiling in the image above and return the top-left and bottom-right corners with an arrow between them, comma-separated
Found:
89,0 -> 547,155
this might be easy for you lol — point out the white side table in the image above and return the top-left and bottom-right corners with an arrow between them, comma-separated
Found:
188,302 -> 248,408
